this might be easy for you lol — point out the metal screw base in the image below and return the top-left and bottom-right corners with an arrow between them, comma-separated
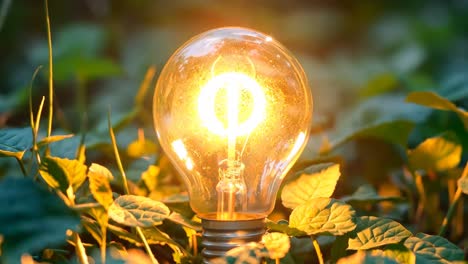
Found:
201,218 -> 266,263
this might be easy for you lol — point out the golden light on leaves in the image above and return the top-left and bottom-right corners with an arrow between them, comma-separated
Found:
88,163 -> 114,209
281,163 -> 341,209
408,132 -> 461,172
347,216 -> 412,250
289,198 -> 356,236
262,232 -> 290,259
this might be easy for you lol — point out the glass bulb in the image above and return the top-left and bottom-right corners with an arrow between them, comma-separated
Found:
153,27 -> 312,221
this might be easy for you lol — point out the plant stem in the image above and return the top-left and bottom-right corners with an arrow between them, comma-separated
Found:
66,180 -> 89,264
75,233 -> 89,264
311,237 -> 324,264
412,170 -> 426,221
275,258 -> 280,264
439,162 -> 468,236
136,226 -> 159,264
108,109 -> 157,262
56,190 -> 72,207
108,109 -> 130,195
192,233 -> 198,256
16,158 -> 27,177
71,202 -> 101,210
29,66 -> 43,147
44,0 -> 53,140
33,96 -> 46,166
101,226 -> 107,264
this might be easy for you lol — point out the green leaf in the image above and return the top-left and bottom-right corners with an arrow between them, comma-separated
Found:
0,178 -> 80,263
49,135 -> 81,159
39,157 -> 70,191
89,207 -> 109,229
161,193 -> 192,218
289,198 -> 356,236
32,23 -> 116,79
374,244 -> 416,264
142,227 -> 187,261
458,177 -> 468,195
107,223 -> 141,245
167,212 -> 202,231
348,216 -> 412,250
31,24 -> 121,82
333,120 -> 415,149
341,184 -> 404,204
262,232 -> 291,259
142,226 -> 179,246
54,24 -> 106,57
337,251 -> 398,264
408,132 -> 461,172
265,219 -> 306,237
406,91 -> 468,129
439,73 -> 468,102
39,156 -> 88,192
52,56 -> 121,82
281,163 -> 341,209
108,195 -> 170,227
0,128 -> 32,159
330,95 -> 428,149
107,224 -> 187,262
404,233 -> 464,263
88,163 -> 114,209
37,134 -> 74,147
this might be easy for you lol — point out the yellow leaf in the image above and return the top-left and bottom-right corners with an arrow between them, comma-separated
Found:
281,163 -> 341,209
408,133 -> 461,172
262,232 -> 290,259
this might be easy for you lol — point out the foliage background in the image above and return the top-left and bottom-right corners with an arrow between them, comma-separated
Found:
0,0 -> 467,263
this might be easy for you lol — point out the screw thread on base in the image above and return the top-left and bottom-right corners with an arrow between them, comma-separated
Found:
201,218 -> 266,263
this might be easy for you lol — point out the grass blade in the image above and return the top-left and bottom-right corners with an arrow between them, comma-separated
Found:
44,0 -> 53,139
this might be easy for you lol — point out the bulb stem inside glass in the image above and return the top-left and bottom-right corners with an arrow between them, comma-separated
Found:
217,159 -> 247,219
216,83 -> 249,220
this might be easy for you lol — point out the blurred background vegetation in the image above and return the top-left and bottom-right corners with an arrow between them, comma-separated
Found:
1,0 -> 467,256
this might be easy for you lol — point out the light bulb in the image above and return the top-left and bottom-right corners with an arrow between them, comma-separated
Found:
153,27 -> 312,260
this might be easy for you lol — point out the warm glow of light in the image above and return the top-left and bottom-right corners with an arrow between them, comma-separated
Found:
172,139 -> 194,170
153,28 -> 313,221
286,132 -> 306,161
172,139 -> 188,159
185,158 -> 194,170
198,72 -> 266,137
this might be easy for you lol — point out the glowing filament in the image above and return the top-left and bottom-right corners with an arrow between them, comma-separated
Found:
198,72 -> 266,137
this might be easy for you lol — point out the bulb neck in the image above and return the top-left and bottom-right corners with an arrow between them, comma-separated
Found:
201,217 -> 266,263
